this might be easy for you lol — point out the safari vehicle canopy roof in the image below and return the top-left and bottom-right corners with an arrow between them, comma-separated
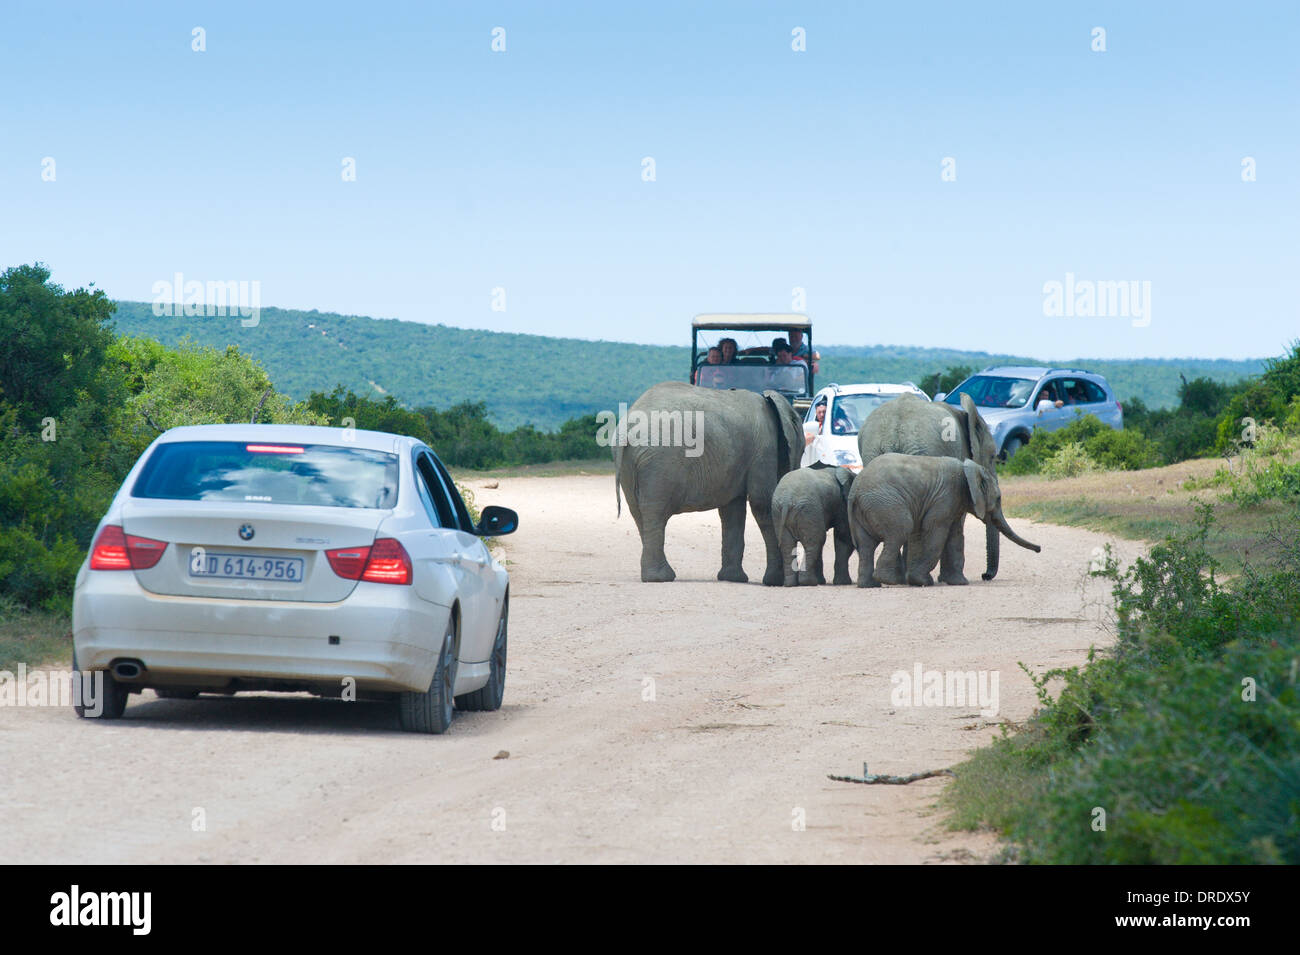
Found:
691,313 -> 811,332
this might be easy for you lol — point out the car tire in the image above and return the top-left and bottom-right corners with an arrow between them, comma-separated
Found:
72,650 -> 128,720
456,598 -> 507,713
398,613 -> 458,734
154,688 -> 200,700
1001,436 -> 1025,461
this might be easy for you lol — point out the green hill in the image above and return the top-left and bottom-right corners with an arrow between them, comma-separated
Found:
109,301 -> 1266,430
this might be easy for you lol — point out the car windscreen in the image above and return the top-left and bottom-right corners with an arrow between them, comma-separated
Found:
132,441 -> 400,508
695,362 -> 808,394
828,394 -> 904,434
945,376 -> 1037,409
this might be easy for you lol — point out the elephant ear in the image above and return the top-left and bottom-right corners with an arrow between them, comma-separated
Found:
962,459 -> 989,520
960,393 -> 997,469
763,391 -> 802,476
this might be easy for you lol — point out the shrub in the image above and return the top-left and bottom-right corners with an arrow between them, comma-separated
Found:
946,502 -> 1300,863
1002,415 -> 1159,476
1040,442 -> 1099,479
1215,340 -> 1300,450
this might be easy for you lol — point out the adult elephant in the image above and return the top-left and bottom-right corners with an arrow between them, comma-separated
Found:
857,393 -> 1005,580
614,382 -> 803,584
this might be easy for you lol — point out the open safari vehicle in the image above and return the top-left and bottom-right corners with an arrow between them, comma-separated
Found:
690,314 -> 815,413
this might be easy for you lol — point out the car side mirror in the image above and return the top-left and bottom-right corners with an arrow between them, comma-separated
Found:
934,392 -> 946,402
477,505 -> 518,536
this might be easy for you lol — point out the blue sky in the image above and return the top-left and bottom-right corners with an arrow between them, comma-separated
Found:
2,1 -> 1295,359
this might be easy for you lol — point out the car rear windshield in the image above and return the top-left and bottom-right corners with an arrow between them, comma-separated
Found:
828,394 -> 906,434
945,376 -> 1037,409
132,441 -> 400,508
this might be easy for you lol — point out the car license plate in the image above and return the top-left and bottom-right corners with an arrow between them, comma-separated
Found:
189,551 -> 304,582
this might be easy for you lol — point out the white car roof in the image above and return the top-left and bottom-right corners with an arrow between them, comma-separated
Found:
823,383 -> 925,396
154,423 -> 416,455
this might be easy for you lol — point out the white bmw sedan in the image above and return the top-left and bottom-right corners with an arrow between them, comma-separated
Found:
71,424 -> 517,734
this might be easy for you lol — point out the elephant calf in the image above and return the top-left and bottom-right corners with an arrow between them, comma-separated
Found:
848,453 -> 1041,587
771,465 -> 856,586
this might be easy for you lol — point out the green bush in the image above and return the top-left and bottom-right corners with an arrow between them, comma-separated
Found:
1039,442 -> 1099,479
1188,422 -> 1300,505
1014,638 -> 1298,863
1120,375 -> 1255,465
946,502 -> 1300,863
1215,340 -> 1300,451
1002,414 -> 1159,476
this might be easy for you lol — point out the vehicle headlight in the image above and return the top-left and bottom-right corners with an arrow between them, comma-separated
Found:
834,449 -> 860,466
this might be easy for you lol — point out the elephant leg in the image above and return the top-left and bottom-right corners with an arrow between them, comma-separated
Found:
852,521 -> 882,588
907,524 -> 945,587
779,522 -> 798,587
637,505 -> 676,582
831,528 -> 854,585
748,496 -> 785,587
799,527 -> 827,586
938,518 -> 968,586
875,542 -> 906,585
717,496 -> 749,583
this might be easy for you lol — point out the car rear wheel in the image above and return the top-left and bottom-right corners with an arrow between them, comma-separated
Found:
456,598 -> 507,712
398,613 -> 458,734
72,650 -> 128,720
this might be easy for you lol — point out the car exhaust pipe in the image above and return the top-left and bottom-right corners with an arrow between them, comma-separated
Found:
111,659 -> 145,680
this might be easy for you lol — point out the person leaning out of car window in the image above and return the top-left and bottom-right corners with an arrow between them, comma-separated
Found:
805,398 -> 827,446
1036,381 -> 1065,410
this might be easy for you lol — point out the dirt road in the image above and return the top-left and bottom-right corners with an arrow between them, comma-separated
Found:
0,474 -> 1141,864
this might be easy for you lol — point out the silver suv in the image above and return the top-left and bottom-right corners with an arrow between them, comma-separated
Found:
937,366 -> 1124,460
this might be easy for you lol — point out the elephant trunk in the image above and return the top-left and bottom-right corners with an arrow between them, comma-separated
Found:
992,510 -> 1041,554
981,519 -> 1000,581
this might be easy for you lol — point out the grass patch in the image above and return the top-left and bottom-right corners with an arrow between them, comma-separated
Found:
0,599 -> 71,671
1001,456 -> 1289,574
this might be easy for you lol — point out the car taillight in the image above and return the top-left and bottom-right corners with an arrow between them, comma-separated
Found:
361,538 -> 412,585
326,545 -> 371,579
1116,401 -> 1123,412
326,539 -> 412,585
89,525 -> 168,570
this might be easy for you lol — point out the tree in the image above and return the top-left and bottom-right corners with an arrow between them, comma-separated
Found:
0,263 -> 116,419
920,365 -> 974,398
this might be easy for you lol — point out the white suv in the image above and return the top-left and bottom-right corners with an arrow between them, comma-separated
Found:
937,366 -> 1124,460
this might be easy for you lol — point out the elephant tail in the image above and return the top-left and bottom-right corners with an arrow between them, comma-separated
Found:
612,440 -> 623,518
